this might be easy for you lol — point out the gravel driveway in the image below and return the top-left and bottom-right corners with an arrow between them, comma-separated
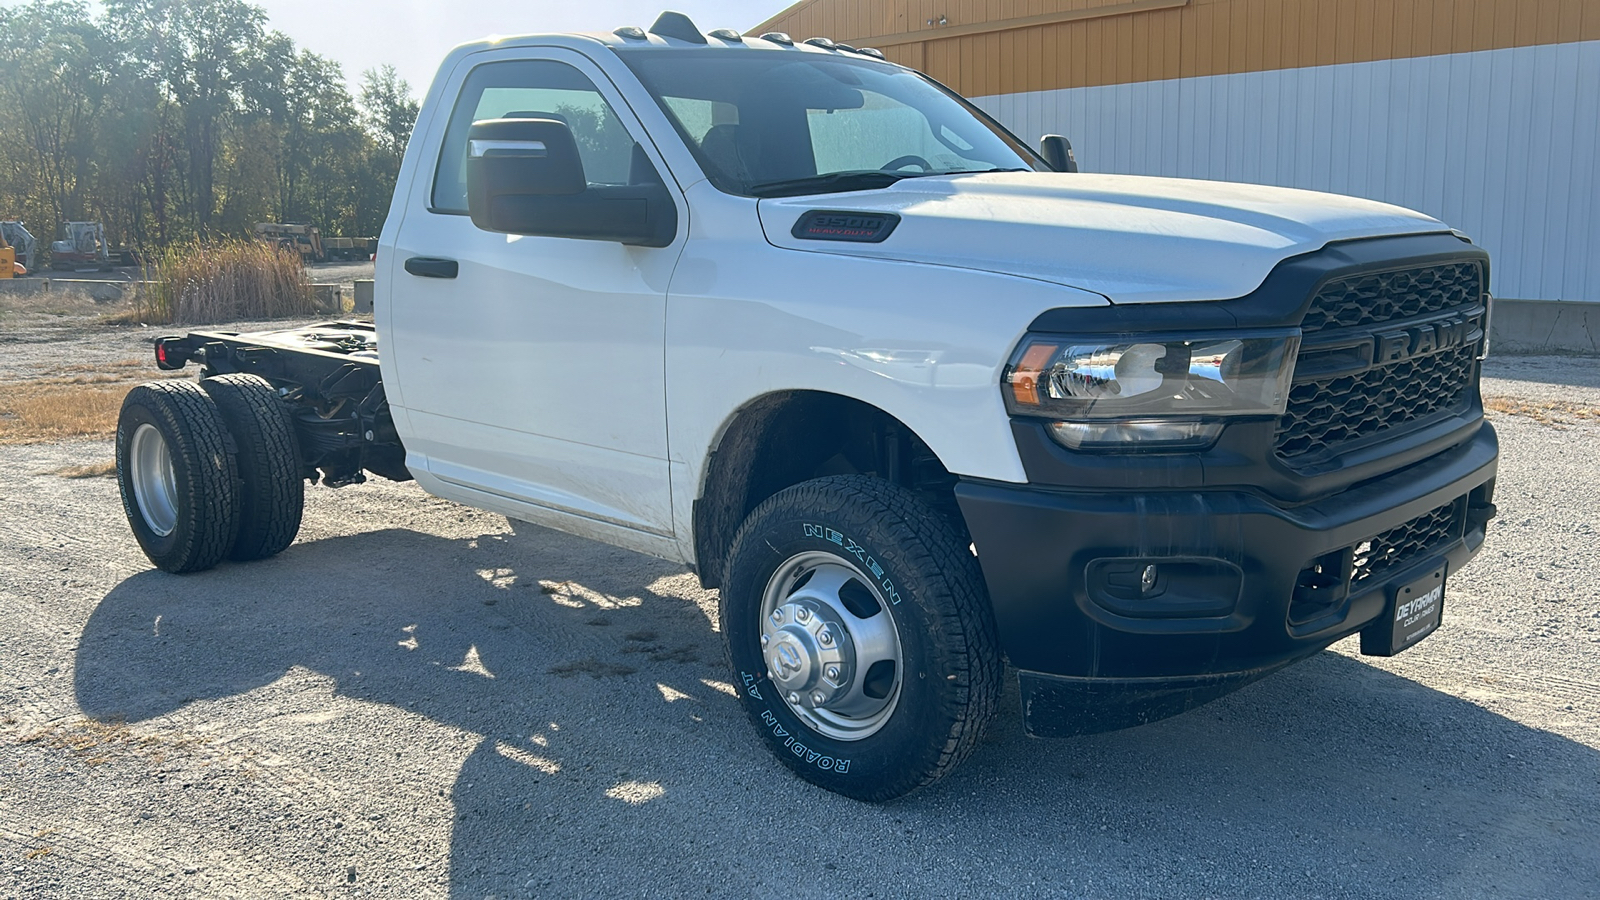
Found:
2,356 -> 1597,899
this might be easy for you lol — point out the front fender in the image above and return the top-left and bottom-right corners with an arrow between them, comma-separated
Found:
665,184 -> 1108,561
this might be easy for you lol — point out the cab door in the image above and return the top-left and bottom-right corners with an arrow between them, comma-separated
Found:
387,48 -> 685,543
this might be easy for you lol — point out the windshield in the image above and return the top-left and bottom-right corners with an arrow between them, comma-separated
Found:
616,49 -> 1047,197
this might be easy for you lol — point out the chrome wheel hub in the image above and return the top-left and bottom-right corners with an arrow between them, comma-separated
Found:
759,552 -> 903,741
129,423 -> 179,537
764,599 -> 853,709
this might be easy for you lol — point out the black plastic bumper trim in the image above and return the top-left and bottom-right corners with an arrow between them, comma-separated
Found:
956,423 -> 1498,682
1017,662 -> 1307,737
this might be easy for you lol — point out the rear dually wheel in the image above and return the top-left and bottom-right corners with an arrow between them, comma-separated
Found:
202,374 -> 305,561
116,381 -> 241,574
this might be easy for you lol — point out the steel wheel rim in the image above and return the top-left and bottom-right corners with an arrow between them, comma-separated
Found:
759,551 -> 904,742
129,423 -> 179,537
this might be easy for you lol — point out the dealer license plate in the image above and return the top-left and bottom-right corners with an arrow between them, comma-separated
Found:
1360,566 -> 1445,657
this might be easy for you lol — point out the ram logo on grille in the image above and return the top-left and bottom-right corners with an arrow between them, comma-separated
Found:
1276,261 -> 1486,465
1374,314 -> 1476,364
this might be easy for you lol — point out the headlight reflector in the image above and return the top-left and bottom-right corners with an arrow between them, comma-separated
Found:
1005,331 -> 1300,450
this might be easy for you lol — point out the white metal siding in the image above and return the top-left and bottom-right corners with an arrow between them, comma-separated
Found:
973,40 -> 1600,302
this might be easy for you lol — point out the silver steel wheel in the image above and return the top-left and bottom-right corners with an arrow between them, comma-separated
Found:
129,423 -> 179,537
760,551 -> 904,741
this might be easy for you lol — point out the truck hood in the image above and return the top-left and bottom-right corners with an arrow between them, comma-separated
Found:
758,172 -> 1448,304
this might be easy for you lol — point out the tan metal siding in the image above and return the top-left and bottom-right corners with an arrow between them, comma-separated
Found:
754,0 -> 1600,95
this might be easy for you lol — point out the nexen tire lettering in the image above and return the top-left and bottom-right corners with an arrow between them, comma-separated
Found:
804,523 -> 901,605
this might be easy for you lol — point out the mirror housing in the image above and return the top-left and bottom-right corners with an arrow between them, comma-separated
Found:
1040,134 -> 1079,173
466,118 -> 676,248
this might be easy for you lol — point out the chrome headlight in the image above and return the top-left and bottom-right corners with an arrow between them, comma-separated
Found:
1003,332 -> 1300,450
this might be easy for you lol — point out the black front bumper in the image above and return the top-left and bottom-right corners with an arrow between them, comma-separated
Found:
955,423 -> 1498,737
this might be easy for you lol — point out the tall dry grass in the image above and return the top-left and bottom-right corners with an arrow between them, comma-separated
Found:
0,361 -> 185,445
131,239 -> 315,325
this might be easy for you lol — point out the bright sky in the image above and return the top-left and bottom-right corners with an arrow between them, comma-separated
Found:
2,1 -> 797,95
249,1 -> 798,94
281,2 -> 801,95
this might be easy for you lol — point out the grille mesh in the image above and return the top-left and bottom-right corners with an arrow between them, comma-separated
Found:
1276,262 -> 1484,463
1352,501 -> 1463,587
1276,342 -> 1478,461
1301,262 -> 1483,334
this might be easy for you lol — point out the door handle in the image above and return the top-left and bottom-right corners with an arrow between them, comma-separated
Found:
405,257 -> 458,279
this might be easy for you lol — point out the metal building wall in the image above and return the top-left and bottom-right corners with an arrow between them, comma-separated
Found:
972,40 -> 1600,302
754,0 -> 1600,302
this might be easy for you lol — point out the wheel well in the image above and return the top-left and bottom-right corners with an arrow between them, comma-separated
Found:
692,392 -> 962,589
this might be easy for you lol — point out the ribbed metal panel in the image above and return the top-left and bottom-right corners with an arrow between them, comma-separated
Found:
972,40 -> 1600,302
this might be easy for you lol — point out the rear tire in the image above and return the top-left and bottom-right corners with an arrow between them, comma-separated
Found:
202,374 -> 305,561
721,475 -> 1002,801
116,381 -> 240,574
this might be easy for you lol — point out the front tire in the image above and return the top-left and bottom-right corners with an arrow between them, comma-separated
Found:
116,381 -> 241,574
722,475 -> 1001,801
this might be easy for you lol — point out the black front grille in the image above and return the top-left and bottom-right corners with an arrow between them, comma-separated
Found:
1287,498 -> 1465,630
1352,501 -> 1464,588
1276,262 -> 1484,464
1301,262 -> 1483,334
1276,341 -> 1479,461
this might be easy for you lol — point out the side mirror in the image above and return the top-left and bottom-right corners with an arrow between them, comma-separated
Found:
466,118 -> 676,248
1040,135 -> 1079,173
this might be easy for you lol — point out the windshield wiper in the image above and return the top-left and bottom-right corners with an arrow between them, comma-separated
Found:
748,167 -> 1036,198
747,170 -> 913,198
909,167 -> 1032,176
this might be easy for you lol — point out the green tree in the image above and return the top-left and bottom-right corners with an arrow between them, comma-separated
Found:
360,65 -> 419,170
0,1 -> 108,233
357,64 -> 419,233
0,0 -> 414,253
104,0 -> 267,231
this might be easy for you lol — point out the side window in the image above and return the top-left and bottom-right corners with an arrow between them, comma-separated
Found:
432,59 -> 640,212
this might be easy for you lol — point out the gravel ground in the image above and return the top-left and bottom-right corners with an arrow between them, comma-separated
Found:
1,354 -> 1597,899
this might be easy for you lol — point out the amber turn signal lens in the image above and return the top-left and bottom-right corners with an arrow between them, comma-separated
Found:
1008,342 -> 1058,406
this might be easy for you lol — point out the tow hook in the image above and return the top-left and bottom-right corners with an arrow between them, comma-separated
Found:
1466,501 -> 1498,532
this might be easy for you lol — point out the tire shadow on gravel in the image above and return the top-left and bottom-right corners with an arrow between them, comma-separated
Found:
71,522 -> 751,892
72,523 -> 1600,899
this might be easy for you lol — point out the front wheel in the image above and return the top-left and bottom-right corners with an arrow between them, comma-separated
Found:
722,475 -> 1001,801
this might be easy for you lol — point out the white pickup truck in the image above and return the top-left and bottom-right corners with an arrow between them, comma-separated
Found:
117,12 -> 1499,801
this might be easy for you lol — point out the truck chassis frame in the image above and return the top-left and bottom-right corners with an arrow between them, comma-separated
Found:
155,322 -> 409,488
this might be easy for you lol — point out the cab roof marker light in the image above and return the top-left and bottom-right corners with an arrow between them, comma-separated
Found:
648,11 -> 708,44
804,37 -> 838,50
858,47 -> 886,59
708,28 -> 744,42
836,43 -> 859,53
613,26 -> 648,40
760,32 -> 795,45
